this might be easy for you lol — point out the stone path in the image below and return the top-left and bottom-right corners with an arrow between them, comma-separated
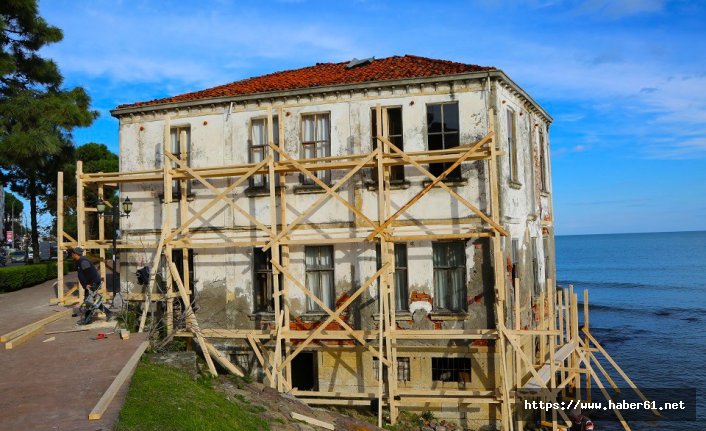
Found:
0,275 -> 147,431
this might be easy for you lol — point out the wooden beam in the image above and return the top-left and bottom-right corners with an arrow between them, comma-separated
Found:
138,223 -> 168,333
88,341 -> 149,420
1,308 -> 73,342
262,146 -> 379,251
168,261 -> 217,376
367,133 -> 494,240
271,260 -> 390,367
290,412 -> 334,430
204,342 -> 244,376
278,263 -> 388,371
167,152 -> 274,237
582,329 -> 659,416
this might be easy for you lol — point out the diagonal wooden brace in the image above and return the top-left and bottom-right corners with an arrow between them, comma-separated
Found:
502,326 -> 573,426
271,260 -> 390,366
278,263 -> 389,372
165,152 -> 273,237
263,147 -> 380,251
168,261 -> 217,376
372,133 -> 507,238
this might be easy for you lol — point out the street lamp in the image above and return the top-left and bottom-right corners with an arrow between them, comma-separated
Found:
97,196 -> 133,295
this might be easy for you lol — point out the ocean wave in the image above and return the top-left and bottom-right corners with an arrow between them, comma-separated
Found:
557,279 -> 701,292
582,302 -> 706,320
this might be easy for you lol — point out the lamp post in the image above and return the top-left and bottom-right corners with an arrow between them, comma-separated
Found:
97,196 -> 132,295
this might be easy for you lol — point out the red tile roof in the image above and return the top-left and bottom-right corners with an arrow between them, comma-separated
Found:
116,55 -> 495,110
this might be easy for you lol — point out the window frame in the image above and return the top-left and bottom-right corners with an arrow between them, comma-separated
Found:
248,116 -> 279,189
431,357 -> 471,382
375,242 -> 409,312
506,108 -> 519,183
371,106 -> 405,183
538,129 -> 548,192
170,126 -> 192,198
300,112 -> 331,185
304,245 -> 335,312
426,102 -> 461,180
373,356 -> 411,382
252,247 -> 280,313
432,241 -> 467,313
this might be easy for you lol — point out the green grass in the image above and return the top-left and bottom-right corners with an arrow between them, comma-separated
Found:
115,361 -> 270,431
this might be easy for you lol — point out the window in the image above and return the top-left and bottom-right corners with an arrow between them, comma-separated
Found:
249,116 -> 279,188
301,113 -> 331,185
432,241 -> 466,312
170,126 -> 191,198
305,246 -> 334,312
539,129 -> 548,191
375,243 -> 409,311
426,102 -> 460,179
253,248 -> 279,313
397,357 -> 411,382
506,108 -> 519,182
371,107 -> 405,182
393,244 -> 409,311
232,352 -> 250,371
432,357 -> 471,382
373,357 -> 411,382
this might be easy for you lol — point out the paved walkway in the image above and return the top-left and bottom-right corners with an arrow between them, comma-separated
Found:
0,275 -> 147,431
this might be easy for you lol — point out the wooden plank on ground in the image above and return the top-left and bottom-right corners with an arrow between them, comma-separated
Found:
0,308 -> 73,342
290,412 -> 334,430
88,340 -> 149,420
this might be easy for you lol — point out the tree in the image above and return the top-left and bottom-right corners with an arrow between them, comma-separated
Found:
43,143 -> 119,241
0,1 -> 97,263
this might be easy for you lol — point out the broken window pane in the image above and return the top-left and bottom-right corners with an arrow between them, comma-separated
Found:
370,107 -> 405,182
431,357 -> 471,382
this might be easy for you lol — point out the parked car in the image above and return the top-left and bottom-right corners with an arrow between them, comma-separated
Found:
10,251 -> 26,264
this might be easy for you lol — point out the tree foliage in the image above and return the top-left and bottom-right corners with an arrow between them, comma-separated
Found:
0,0 -> 97,262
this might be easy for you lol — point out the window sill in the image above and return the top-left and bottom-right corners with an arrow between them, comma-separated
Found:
299,312 -> 332,322
158,193 -> 196,202
293,184 -> 334,194
244,186 -> 285,197
249,311 -> 275,321
508,180 -> 522,190
372,312 -> 412,321
365,180 -> 411,191
429,311 -> 468,320
422,178 -> 468,188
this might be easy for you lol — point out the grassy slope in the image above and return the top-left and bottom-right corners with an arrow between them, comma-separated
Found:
115,361 -> 269,431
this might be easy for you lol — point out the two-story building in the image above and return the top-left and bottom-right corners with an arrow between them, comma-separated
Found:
105,55 -> 555,428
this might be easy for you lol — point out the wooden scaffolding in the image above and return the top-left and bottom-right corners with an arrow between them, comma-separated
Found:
55,106 -> 653,430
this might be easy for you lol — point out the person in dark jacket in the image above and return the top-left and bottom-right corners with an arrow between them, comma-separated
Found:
70,247 -> 112,323
569,408 -> 594,431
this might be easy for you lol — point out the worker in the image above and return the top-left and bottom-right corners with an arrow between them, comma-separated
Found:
569,408 -> 594,431
69,247 -> 113,323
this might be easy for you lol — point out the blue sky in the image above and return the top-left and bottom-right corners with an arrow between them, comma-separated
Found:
21,0 -> 706,235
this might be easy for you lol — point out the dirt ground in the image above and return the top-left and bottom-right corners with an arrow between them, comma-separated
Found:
0,275 -> 147,431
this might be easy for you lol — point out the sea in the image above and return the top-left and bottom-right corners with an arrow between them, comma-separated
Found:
556,231 -> 706,430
